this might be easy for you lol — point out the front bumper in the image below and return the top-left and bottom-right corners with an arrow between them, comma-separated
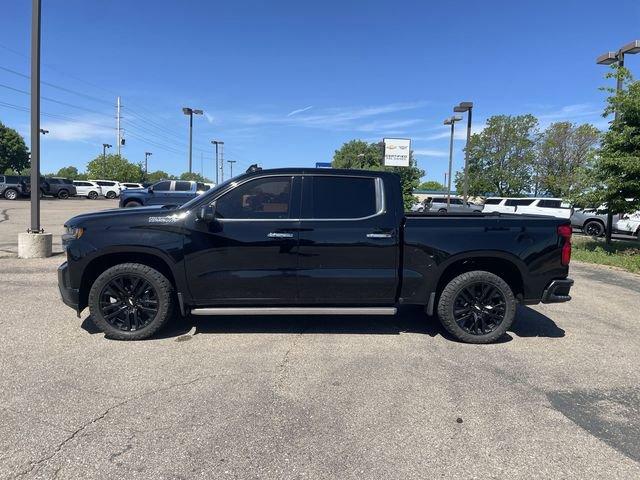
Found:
541,278 -> 574,303
58,261 -> 80,312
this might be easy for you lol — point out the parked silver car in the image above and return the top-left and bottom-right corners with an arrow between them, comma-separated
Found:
425,196 -> 483,213
571,208 -> 639,237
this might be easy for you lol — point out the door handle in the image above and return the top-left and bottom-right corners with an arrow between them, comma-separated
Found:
366,232 -> 393,239
267,232 -> 294,239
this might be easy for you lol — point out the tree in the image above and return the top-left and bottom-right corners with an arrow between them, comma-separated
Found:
0,121 -> 30,174
574,67 -> 640,237
534,122 -> 600,198
146,170 -> 175,183
86,154 -> 144,182
179,172 -> 211,183
418,180 -> 445,191
332,140 -> 424,210
455,114 -> 538,197
55,166 -> 88,180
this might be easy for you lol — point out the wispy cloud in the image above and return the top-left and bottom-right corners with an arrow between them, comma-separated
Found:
413,148 -> 448,157
204,112 -> 216,124
537,103 -> 601,122
40,117 -> 112,141
287,105 -> 313,117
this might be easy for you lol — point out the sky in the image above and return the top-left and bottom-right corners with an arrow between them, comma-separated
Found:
1,0 -> 640,184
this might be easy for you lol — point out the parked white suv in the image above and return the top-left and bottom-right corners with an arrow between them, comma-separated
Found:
72,180 -> 102,199
482,197 -> 571,219
89,180 -> 121,199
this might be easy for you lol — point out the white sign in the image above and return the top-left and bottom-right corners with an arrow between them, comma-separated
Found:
383,138 -> 411,167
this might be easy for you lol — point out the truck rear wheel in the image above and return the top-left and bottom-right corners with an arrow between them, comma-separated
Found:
88,263 -> 174,340
436,270 -> 516,344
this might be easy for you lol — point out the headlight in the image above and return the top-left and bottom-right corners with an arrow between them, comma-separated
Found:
62,226 -> 84,247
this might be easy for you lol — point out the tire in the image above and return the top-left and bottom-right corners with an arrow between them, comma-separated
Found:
3,188 -> 18,200
583,220 -> 604,237
88,263 -> 174,340
436,270 -> 516,344
124,200 -> 142,208
438,208 -> 447,214
87,190 -> 99,200
106,191 -> 116,199
57,189 -> 69,199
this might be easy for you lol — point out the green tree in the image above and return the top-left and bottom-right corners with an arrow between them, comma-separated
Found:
332,140 -> 424,210
146,170 -> 176,183
55,166 -> 88,180
575,67 -> 640,225
0,121 -> 30,174
455,114 -> 538,197
418,180 -> 445,191
534,122 -> 600,198
179,171 -> 211,183
86,154 -> 144,182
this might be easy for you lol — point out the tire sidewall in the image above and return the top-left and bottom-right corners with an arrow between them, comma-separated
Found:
106,191 -> 116,199
58,190 -> 69,199
437,271 -> 516,343
4,188 -> 18,200
125,201 -> 141,208
88,263 -> 173,340
88,191 -> 98,199
584,221 -> 604,237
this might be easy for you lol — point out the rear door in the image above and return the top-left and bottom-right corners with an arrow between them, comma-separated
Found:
171,181 -> 197,205
297,174 -> 399,304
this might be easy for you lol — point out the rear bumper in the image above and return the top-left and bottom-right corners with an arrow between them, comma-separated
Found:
541,278 -> 574,303
58,262 -> 80,312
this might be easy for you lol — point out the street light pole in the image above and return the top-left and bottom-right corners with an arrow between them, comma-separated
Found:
182,107 -> 203,174
228,160 -> 237,178
29,0 -> 41,233
212,140 -> 223,184
454,102 -> 474,206
144,152 -> 152,179
596,40 -> 640,244
443,115 -> 462,209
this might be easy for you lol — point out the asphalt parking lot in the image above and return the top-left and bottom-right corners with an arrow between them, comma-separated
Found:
1,198 -> 640,479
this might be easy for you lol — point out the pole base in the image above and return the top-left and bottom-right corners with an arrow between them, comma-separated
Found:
18,232 -> 53,258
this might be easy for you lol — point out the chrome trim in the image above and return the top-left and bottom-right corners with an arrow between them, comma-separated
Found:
267,232 -> 294,238
366,233 -> 393,238
190,307 -> 398,316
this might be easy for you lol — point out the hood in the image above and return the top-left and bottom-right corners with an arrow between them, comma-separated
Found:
65,205 -> 185,227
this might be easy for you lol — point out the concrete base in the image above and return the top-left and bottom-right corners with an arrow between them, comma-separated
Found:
18,232 -> 53,258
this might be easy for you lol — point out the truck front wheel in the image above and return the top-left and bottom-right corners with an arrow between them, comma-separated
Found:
436,270 -> 516,344
88,263 -> 174,340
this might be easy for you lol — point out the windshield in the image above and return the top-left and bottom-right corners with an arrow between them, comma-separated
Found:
180,176 -> 238,210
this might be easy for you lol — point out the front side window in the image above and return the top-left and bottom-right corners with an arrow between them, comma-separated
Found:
310,176 -> 377,219
538,199 -> 564,209
215,176 -> 292,219
153,181 -> 171,191
484,198 -> 502,205
175,181 -> 192,192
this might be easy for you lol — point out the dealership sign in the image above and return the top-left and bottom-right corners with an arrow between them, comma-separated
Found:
383,138 -> 411,167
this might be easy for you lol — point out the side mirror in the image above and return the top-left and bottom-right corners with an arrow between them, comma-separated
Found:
197,203 -> 216,222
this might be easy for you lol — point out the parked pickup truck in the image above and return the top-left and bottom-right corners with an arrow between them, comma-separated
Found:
59,168 -> 573,343
119,180 -> 207,208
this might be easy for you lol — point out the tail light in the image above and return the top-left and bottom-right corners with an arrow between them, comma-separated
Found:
558,224 -> 572,266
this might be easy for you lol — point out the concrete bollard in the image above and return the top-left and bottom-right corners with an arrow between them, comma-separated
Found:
18,232 -> 53,258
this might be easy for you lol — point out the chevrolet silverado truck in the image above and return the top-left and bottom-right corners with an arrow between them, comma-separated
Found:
58,168 -> 573,344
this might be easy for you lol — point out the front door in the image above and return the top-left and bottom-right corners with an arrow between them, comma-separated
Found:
296,175 -> 399,305
183,175 -> 301,305
147,180 -> 173,205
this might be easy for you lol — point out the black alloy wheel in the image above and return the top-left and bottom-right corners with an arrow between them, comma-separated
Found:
452,282 -> 507,335
99,274 -> 159,332
584,221 -> 604,237
58,190 -> 69,199
106,191 -> 116,199
88,191 -> 99,200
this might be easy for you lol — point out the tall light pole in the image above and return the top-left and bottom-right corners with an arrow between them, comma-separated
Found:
182,107 -> 203,174
29,0 -> 41,233
212,140 -> 223,184
453,102 -> 473,206
144,151 -> 152,179
596,40 -> 640,244
443,115 -> 463,209
227,159 -> 237,178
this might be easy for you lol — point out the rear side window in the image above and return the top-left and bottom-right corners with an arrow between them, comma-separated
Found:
505,199 -> 534,207
97,181 -> 115,187
484,198 -> 502,205
215,176 -> 292,219
538,199 -> 565,209
5,176 -> 20,183
153,181 -> 171,191
450,198 -> 463,205
310,176 -> 378,219
175,181 -> 192,191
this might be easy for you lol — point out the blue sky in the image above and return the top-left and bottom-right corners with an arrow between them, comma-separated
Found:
1,0 -> 640,183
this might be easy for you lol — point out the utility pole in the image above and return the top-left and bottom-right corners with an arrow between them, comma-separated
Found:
116,96 -> 121,155
212,140 -> 224,184
228,159 -> 237,178
182,107 -> 203,173
29,0 -> 41,234
219,141 -> 225,182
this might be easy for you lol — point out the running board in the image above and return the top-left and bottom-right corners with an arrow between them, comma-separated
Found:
190,307 -> 397,316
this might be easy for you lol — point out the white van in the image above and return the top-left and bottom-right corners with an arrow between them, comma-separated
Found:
482,197 -> 571,219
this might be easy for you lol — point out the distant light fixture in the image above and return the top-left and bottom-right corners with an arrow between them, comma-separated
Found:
596,51 -> 619,65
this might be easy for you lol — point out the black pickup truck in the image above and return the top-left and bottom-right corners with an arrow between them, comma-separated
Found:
58,168 -> 573,343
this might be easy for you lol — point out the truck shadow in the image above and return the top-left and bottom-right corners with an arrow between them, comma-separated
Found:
82,305 -> 564,342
